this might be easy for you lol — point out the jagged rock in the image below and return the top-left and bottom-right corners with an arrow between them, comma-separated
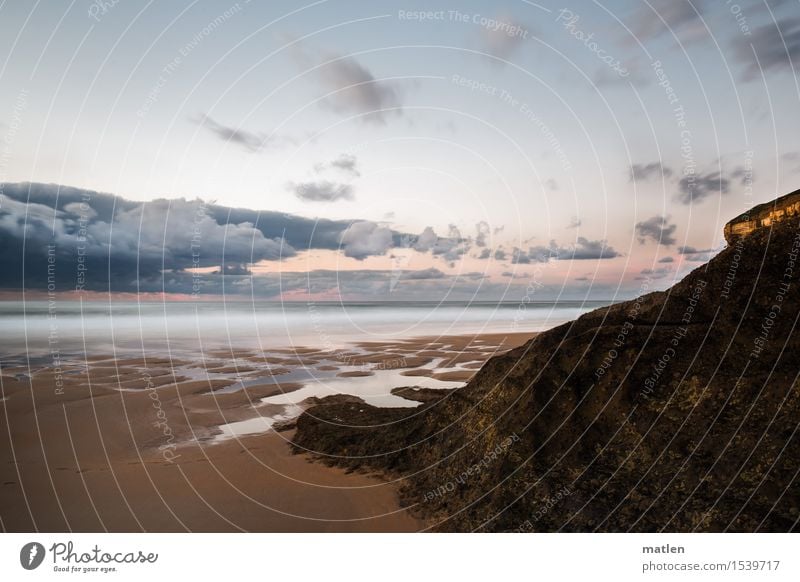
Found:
293,197 -> 800,532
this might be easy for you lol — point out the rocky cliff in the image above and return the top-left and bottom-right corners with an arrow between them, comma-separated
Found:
724,187 -> 800,243
293,199 -> 800,532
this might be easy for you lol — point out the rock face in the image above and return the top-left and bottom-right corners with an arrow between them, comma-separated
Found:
724,188 -> 800,243
293,197 -> 800,532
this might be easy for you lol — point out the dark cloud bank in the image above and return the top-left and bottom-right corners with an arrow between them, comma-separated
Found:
0,182 -> 400,295
0,183 -> 625,299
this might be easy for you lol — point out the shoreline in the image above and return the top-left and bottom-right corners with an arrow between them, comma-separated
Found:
0,330 -> 536,532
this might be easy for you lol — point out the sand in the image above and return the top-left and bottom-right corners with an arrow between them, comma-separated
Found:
0,330 -> 536,532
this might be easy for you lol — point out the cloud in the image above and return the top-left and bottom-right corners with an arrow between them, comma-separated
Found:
479,14 -> 530,61
329,153 -> 360,177
629,162 -> 674,182
511,247 -> 533,264
215,264 -> 253,276
734,18 -> 800,81
315,153 -> 360,178
94,198 -> 292,266
658,256 -> 675,263
730,165 -> 754,185
676,171 -> 730,204
339,221 -> 393,259
209,204 -> 355,252
678,245 -> 711,254
512,238 -> 619,263
402,267 -> 446,280
640,266 -> 672,279
0,182 -> 439,293
627,0 -> 706,42
119,266 -> 583,302
567,216 -> 582,229
292,44 -> 401,123
293,154 -> 361,203
0,185 -> 296,293
781,152 -> 800,173
6,182 -> 362,253
182,267 -> 503,301
677,246 -> 716,262
431,225 -> 470,264
635,215 -> 678,246
558,237 -> 620,260
192,113 -> 268,152
2,185 -> 519,296
63,202 -> 97,219
288,180 -> 354,202
475,221 -> 491,247
412,226 -> 438,252
545,178 -> 559,191
409,225 -> 471,264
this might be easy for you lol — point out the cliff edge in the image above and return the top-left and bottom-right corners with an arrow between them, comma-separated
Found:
724,187 -> 800,243
293,196 -> 800,532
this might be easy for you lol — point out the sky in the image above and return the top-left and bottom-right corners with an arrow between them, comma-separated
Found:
0,0 -> 799,301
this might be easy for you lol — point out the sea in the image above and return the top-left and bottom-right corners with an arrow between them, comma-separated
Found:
0,299 -> 615,440
0,299 -> 613,359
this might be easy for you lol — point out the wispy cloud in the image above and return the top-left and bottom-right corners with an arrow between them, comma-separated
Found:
678,245 -> 716,262
475,221 -> 491,247
626,0 -> 707,43
734,17 -> 800,81
328,153 -> 360,177
676,171 -> 730,204
558,237 -> 621,260
511,237 -> 620,263
639,266 -> 672,279
192,113 -> 270,152
288,180 -> 354,202
292,154 -> 361,203
629,162 -> 673,182
314,153 -> 361,178
291,43 -> 402,123
782,152 -> 800,173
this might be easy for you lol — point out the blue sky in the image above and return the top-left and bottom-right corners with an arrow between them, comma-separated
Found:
0,0 -> 799,300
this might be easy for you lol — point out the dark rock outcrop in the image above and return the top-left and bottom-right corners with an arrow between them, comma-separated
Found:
293,202 -> 800,532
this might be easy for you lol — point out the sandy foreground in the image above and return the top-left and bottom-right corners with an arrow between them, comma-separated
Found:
0,332 -> 535,532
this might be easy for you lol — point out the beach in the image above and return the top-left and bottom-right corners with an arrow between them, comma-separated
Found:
0,331 -> 535,532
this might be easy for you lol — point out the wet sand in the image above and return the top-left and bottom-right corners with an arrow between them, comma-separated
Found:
0,331 -> 535,532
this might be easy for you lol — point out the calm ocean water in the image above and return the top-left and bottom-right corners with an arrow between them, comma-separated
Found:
0,300 -> 612,358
